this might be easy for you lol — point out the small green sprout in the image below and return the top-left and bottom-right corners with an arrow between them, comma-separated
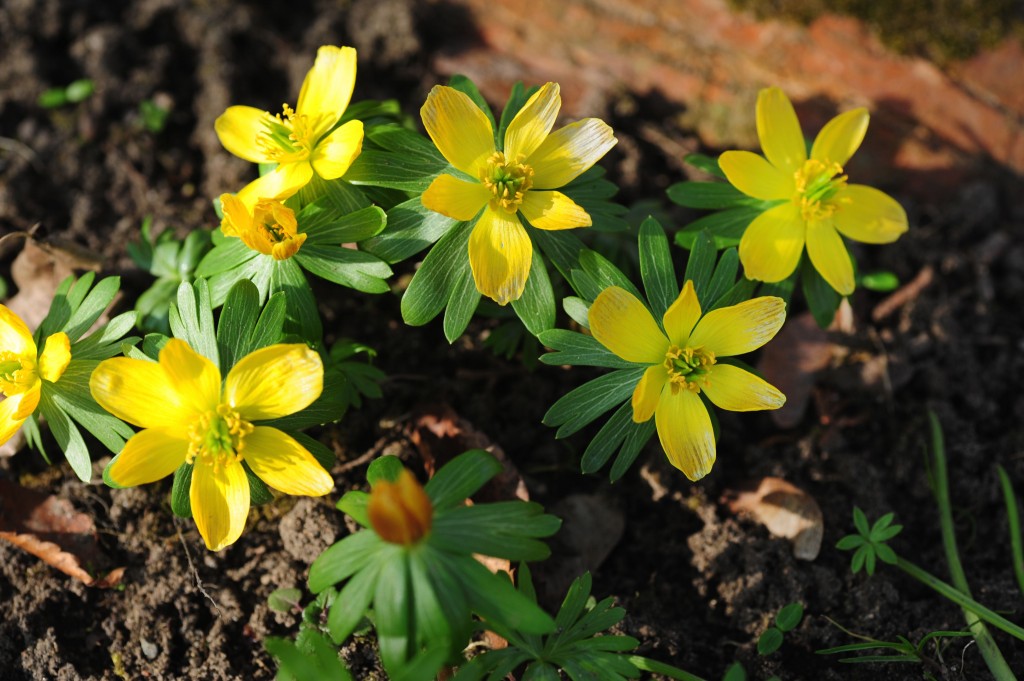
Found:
139,99 -> 170,133
38,79 -> 95,108
858,271 -> 900,292
835,508 -> 902,576
757,601 -> 805,655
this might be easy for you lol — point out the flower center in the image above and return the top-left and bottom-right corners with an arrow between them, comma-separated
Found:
793,159 -> 848,221
480,151 -> 534,214
252,199 -> 306,260
664,345 -> 716,394
186,404 -> 254,469
257,103 -> 326,164
0,353 -> 36,396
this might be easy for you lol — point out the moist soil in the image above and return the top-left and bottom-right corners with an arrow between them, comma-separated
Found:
2,1 -> 1023,680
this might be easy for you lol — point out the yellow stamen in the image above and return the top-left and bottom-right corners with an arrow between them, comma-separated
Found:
480,151 -> 534,214
792,158 -> 848,222
664,344 -> 716,394
186,404 -> 254,470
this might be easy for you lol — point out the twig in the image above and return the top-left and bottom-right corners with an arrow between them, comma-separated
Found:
175,518 -> 222,616
872,265 -> 934,322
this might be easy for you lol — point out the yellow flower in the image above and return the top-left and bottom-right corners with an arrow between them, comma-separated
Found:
220,193 -> 307,260
420,82 -> 617,305
719,87 -> 908,295
588,283 -> 786,481
90,339 -> 333,551
367,469 -> 433,545
0,305 -> 70,446
215,45 -> 364,208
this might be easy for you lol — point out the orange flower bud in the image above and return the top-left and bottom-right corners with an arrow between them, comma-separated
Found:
367,469 -> 433,545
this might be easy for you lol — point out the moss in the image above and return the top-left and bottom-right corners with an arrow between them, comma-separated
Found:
730,0 -> 1023,63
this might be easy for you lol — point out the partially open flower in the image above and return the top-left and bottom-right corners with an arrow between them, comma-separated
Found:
220,194 -> 307,260
367,469 -> 433,545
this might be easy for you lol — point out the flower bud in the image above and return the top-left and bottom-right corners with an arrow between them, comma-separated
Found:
367,469 -> 433,545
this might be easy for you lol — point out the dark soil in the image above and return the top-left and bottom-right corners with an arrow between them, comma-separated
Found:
2,1 -> 1023,680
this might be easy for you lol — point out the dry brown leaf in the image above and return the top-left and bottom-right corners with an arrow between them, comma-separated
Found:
757,311 -> 836,429
0,479 -> 123,587
7,237 -> 102,331
723,477 -> 823,560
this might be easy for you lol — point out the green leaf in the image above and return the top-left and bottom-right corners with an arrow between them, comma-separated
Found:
425,450 -> 502,511
874,542 -> 899,565
511,249 -> 556,336
703,247 -> 740,309
801,256 -> 842,328
268,588 -> 303,613
296,245 -> 392,294
707,276 -> 757,312
38,390 -> 91,482
580,402 -> 633,474
308,530 -> 385,593
446,552 -> 555,634
346,127 -> 451,193
543,367 -> 645,438
722,661 -> 747,681
853,507 -> 870,536
667,181 -> 749,209
676,206 -> 762,249
577,250 -> 644,303
245,462 -> 274,505
65,79 -> 95,103
562,296 -> 590,329
684,153 -> 726,179
375,553 -> 413,669
46,361 -> 135,454
271,259 -> 322,342
368,455 -> 405,485
758,627 -> 784,655
870,512 -> 896,535
301,203 -> 388,245
851,545 -> 869,574
265,634 -> 353,681
362,197 -> 458,264
431,503 -> 559,561
682,230 -> 716,303
872,524 -> 904,542
859,271 -> 900,292
63,275 -> 121,341
610,419 -> 656,482
443,267 -> 482,343
170,463 -> 193,518
289,431 -> 336,472
326,560 -> 381,644
70,310 -> 139,360
775,602 -> 804,632
338,491 -> 369,528
299,175 -> 372,214
216,279 -> 262,372
538,330 -> 637,369
402,221 -> 474,327
533,229 -> 586,285
638,217 -> 676,319
835,535 -> 864,551
195,237 -> 257,278
169,279 -> 219,366
555,572 -> 593,631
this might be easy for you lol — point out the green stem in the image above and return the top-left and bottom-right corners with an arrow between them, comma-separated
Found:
996,464 -> 1024,597
895,556 -> 1024,642
627,655 -> 709,681
928,411 -> 1017,680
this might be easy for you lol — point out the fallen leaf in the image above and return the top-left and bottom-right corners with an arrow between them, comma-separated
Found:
7,237 -> 101,331
757,312 -> 836,429
0,478 -> 123,587
723,477 -> 823,560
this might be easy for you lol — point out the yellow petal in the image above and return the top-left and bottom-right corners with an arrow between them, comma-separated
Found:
519,190 -> 590,231
655,387 -> 716,481
503,82 -> 560,161
219,193 -> 249,238
689,296 -> 786,357
704,363 -> 785,412
756,87 -> 807,175
311,119 -> 364,180
662,280 -> 702,347
215,106 -> 276,164
738,203 -> 805,283
832,184 -> 908,244
811,107 -> 868,167
421,174 -> 490,221
806,219 -> 854,295
90,355 -> 199,430
296,45 -> 357,123
528,118 -> 617,189
632,364 -> 668,423
105,429 -> 189,487
588,286 -> 668,364
0,304 -> 34,357
12,384 -> 40,420
243,426 -> 333,496
225,344 -> 323,421
421,85 -> 496,176
236,162 -> 313,209
0,390 -> 32,446
160,339 -> 222,413
467,207 -> 532,306
191,458 -> 250,552
719,150 -> 795,201
38,332 -> 71,383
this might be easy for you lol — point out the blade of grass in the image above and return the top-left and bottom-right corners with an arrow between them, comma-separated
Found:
927,411 -> 1017,680
996,464 -> 1024,597
627,656 -> 708,681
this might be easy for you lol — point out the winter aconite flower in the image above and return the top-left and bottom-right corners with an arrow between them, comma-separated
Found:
215,45 -> 364,208
588,283 -> 785,480
219,194 -> 306,260
0,305 -> 70,446
367,469 -> 433,545
719,87 -> 908,295
90,339 -> 333,551
421,82 -> 616,305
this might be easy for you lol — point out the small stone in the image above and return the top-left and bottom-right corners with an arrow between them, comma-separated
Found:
140,638 -> 158,660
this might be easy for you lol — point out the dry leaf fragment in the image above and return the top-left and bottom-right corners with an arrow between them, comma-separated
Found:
757,312 -> 836,429
0,479 -> 123,587
723,477 -> 823,560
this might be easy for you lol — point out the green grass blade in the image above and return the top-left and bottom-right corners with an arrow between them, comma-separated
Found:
996,464 -> 1024,597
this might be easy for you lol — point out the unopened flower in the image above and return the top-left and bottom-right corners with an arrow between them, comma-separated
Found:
367,469 -> 433,545
0,305 -> 70,446
420,82 -> 616,305
719,87 -> 908,295
91,339 -> 333,551
220,194 -> 306,260
588,283 -> 786,480
215,45 -> 364,208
